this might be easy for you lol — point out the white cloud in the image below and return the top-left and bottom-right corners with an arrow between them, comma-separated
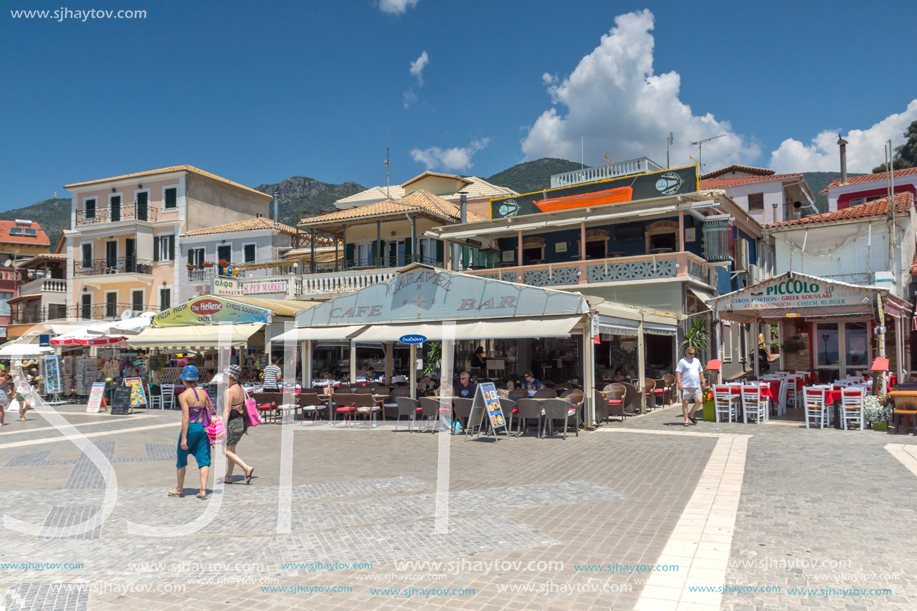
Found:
521,9 -> 759,170
378,0 -> 419,15
542,72 -> 558,86
409,51 -> 429,85
770,99 -> 917,173
411,138 -> 491,171
403,89 -> 418,109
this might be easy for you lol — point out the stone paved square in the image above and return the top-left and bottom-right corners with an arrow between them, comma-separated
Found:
0,402 -> 915,609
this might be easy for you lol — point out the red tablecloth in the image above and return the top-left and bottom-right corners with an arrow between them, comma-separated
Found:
730,385 -> 777,402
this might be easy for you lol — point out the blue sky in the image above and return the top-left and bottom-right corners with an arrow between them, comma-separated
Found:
1,0 -> 915,211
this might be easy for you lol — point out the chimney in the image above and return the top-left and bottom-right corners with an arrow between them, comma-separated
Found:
459,192 -> 467,224
272,190 -> 279,228
837,136 -> 849,184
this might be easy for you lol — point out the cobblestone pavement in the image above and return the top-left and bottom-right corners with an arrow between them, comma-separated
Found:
0,403 -> 915,610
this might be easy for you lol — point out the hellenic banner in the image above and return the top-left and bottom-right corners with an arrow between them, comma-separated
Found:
153,296 -> 271,327
490,164 -> 698,219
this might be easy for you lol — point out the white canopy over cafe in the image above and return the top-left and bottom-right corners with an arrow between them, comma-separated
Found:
711,271 -> 912,381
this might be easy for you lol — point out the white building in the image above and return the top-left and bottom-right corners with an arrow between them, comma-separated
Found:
701,165 -> 817,225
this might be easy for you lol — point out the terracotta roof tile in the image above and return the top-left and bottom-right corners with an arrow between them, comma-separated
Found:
64,165 -> 273,200
701,165 -> 776,180
335,185 -> 407,205
0,220 -> 50,245
700,173 -> 803,190
301,190 -> 486,226
767,192 -> 914,229
180,217 -> 298,237
821,166 -> 917,193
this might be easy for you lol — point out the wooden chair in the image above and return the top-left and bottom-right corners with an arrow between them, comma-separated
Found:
713,385 -> 738,423
352,393 -> 381,424
804,387 -> 829,429
147,384 -> 162,410
887,390 -> 917,434
252,392 -> 277,424
330,392 -> 359,427
840,388 -> 865,431
741,386 -> 768,424
295,392 -> 327,424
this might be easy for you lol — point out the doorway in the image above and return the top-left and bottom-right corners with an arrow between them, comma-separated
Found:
815,321 -> 870,379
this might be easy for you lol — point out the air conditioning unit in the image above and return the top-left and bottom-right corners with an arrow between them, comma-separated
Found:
748,263 -> 760,284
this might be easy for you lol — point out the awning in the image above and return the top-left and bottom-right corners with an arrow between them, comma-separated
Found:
351,316 -> 583,342
271,325 -> 367,342
125,323 -> 264,349
0,342 -> 53,357
644,322 -> 677,336
598,317 -> 639,337
688,287 -> 714,307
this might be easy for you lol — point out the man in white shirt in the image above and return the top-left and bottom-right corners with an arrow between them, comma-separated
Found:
676,347 -> 706,427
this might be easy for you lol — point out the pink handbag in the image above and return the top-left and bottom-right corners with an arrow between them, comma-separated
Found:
243,387 -> 261,427
204,393 -> 225,444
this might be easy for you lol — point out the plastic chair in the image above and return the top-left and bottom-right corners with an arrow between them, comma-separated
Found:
394,397 -> 420,431
160,384 -> 176,410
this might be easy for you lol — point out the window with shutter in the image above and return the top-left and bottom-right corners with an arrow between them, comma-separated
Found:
131,290 -> 144,312
748,193 -> 764,210
244,244 -> 256,263
153,237 -> 160,262
81,243 -> 92,267
164,188 -> 177,209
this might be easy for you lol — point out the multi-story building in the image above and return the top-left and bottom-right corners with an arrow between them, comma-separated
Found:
334,170 -> 516,219
823,166 -> 917,211
64,165 -> 273,320
700,165 -> 817,224
0,219 -> 51,339
6,233 -> 67,340
178,217 -> 299,302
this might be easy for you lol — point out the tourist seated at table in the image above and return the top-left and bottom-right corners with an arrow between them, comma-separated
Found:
456,371 -> 476,398
522,371 -> 543,391
497,380 -> 515,398
613,369 -> 627,383
367,367 -> 379,381
417,373 -> 437,394
240,367 -> 251,383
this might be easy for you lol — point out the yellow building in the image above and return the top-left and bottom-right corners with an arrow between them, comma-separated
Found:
64,165 -> 273,320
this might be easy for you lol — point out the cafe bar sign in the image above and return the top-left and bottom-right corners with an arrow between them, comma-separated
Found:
718,273 -> 874,313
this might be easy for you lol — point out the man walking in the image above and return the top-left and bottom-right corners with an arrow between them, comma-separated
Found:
676,347 -> 706,427
262,356 -> 282,392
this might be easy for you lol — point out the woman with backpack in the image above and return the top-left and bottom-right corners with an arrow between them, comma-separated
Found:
220,365 -> 254,485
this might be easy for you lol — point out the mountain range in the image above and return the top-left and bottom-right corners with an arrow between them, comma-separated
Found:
0,161 -> 851,247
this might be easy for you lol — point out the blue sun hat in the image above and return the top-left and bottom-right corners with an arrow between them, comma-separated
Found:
180,365 -> 199,381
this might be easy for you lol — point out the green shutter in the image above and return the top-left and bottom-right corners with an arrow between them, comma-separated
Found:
435,240 -> 444,265
153,238 -> 159,262
404,238 -> 412,261
168,237 -> 175,261
345,244 -> 354,266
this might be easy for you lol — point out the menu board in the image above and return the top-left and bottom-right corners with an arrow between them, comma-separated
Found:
123,377 -> 147,407
465,381 -> 510,441
110,387 -> 132,415
86,382 -> 106,413
43,355 -> 62,394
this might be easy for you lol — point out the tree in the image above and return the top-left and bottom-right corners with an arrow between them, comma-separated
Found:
872,120 -> 917,173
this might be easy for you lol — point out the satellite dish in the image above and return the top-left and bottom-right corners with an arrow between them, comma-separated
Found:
121,309 -> 133,320
3,259 -> 11,267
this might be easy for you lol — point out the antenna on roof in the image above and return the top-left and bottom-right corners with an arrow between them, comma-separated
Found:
689,134 -> 726,170
384,125 -> 391,199
666,132 -> 674,169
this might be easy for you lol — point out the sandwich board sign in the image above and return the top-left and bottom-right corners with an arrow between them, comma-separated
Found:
123,378 -> 147,407
86,383 -> 106,413
465,381 -> 510,441
110,386 -> 133,415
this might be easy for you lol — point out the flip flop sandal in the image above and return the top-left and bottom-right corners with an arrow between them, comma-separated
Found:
167,490 -> 184,498
245,468 -> 254,485
196,494 -> 208,500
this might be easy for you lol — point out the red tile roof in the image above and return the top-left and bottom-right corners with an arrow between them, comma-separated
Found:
701,165 -> 775,180
700,173 -> 803,190
767,192 -> 914,229
821,166 -> 917,193
0,220 -> 49,245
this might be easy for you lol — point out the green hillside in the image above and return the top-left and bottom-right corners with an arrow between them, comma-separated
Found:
486,158 -> 583,194
0,197 -> 71,248
254,176 -> 365,223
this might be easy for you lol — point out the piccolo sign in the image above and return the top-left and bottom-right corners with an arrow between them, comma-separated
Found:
717,274 -> 874,313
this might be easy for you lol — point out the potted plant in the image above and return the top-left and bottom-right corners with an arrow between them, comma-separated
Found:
702,385 -> 716,421
864,393 -> 890,431
218,258 -> 230,268
202,260 -> 214,268
186,263 -> 195,270
781,339 -> 806,354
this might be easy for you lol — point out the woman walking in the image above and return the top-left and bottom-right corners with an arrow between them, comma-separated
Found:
169,365 -> 212,500
0,370 -> 8,426
14,366 -> 32,422
220,365 -> 254,485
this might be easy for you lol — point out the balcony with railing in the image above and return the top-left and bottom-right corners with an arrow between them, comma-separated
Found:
10,304 -> 69,325
187,266 -> 218,282
72,303 -> 161,321
75,202 -> 160,226
466,251 -> 713,289
17,277 -> 68,297
74,257 -> 154,277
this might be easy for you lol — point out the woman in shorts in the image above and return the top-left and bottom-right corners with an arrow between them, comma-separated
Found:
220,365 -> 254,485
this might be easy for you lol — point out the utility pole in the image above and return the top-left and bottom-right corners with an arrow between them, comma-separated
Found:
666,132 -> 674,168
886,140 -> 897,288
689,134 -> 726,170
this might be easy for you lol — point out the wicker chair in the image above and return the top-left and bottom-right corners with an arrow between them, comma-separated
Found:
515,398 -> 544,437
452,397 -> 474,434
541,399 -> 579,439
394,397 -> 421,432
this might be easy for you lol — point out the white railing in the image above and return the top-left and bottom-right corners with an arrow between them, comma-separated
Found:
18,277 -> 67,296
550,157 -> 665,188
300,269 -> 398,296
